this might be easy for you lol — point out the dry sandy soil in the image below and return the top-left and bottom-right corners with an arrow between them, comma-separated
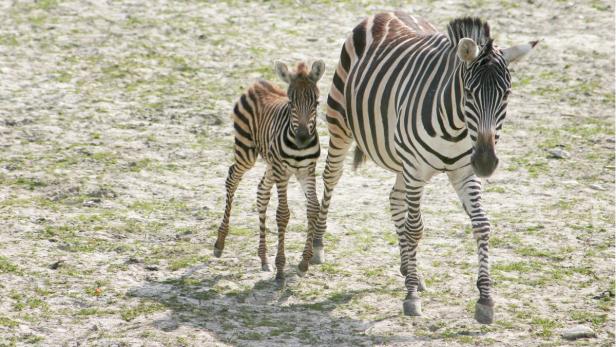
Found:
0,0 -> 614,346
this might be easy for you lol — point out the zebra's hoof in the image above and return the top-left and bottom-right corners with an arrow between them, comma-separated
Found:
298,260 -> 309,273
403,297 -> 422,316
275,273 -> 285,286
310,247 -> 325,264
297,261 -> 309,275
213,246 -> 223,258
474,298 -> 494,324
261,263 -> 271,272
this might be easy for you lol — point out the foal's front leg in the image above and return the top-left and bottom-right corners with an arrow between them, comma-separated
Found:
448,168 -> 494,324
296,167 -> 319,275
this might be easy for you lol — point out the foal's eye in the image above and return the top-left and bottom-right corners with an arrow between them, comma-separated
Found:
503,90 -> 511,101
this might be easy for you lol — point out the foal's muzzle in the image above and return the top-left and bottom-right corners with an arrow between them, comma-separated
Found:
295,126 -> 312,148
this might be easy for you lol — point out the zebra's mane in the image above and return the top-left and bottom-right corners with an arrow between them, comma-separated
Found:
447,17 -> 491,48
293,62 -> 310,78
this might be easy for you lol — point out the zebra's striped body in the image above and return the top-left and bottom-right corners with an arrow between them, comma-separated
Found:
214,61 -> 325,281
313,12 -> 536,323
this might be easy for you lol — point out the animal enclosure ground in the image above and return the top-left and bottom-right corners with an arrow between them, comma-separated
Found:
0,0 -> 614,346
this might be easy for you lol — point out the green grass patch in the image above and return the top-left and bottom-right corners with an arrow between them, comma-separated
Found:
514,245 -> 572,261
0,257 -> 19,274
570,310 -> 608,326
531,317 -> 561,337
320,263 -> 351,276
0,316 -> 18,327
76,307 -> 115,316
168,255 -> 209,271
120,301 -> 165,321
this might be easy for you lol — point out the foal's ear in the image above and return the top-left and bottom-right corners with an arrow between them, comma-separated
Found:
457,38 -> 479,63
275,61 -> 291,84
308,60 -> 325,83
502,40 -> 539,65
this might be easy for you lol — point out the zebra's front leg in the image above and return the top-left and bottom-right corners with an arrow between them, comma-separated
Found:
257,169 -> 275,271
448,169 -> 494,324
400,175 -> 426,316
296,168 -> 319,275
274,174 -> 291,283
312,137 -> 352,264
390,174 -> 426,292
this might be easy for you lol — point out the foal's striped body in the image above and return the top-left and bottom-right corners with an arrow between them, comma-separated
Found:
214,61 -> 325,280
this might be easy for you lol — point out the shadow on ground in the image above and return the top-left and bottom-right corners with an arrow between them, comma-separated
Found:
127,260 -> 476,346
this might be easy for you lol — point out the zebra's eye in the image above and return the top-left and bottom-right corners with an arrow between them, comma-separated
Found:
502,90 -> 511,101
464,89 -> 474,100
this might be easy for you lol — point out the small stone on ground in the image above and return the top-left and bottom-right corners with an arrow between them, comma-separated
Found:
561,325 -> 597,340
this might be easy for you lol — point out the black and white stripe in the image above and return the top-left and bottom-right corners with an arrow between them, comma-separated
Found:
312,12 -> 536,323
214,60 -> 325,281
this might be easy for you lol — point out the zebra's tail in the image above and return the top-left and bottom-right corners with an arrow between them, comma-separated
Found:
352,146 -> 367,171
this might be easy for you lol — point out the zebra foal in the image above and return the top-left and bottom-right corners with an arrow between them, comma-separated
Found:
214,60 -> 325,281
313,12 -> 536,323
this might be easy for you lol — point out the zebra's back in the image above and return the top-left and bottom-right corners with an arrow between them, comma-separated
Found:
329,12 -> 465,174
232,80 -> 290,162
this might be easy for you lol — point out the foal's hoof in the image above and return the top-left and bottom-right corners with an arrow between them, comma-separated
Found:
474,298 -> 494,324
403,296 -> 422,316
213,246 -> 223,258
261,263 -> 271,272
310,247 -> 325,264
297,261 -> 309,276
275,273 -> 286,287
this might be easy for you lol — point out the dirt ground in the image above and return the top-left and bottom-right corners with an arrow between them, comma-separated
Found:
0,0 -> 614,346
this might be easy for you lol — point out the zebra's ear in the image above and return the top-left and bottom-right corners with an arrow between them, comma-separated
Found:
308,60 -> 325,83
502,40 -> 539,65
275,61 -> 291,84
457,38 -> 479,63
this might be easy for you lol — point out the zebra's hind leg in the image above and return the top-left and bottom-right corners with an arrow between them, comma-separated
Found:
274,174 -> 291,283
296,167 -> 319,275
390,174 -> 427,292
214,156 -> 255,257
448,169 -> 494,324
257,168 -> 275,271
399,174 -> 426,316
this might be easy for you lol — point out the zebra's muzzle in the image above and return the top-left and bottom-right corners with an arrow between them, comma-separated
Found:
471,143 -> 499,178
295,127 -> 312,149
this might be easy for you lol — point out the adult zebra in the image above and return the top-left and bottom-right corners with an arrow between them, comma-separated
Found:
312,12 -> 536,324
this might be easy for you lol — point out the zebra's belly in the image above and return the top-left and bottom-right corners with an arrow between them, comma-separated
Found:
349,105 -> 473,176
349,107 -> 403,173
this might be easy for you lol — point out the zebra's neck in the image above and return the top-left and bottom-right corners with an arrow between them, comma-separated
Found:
434,53 -> 467,142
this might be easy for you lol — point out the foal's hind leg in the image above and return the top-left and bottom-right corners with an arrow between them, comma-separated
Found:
257,168 -> 275,271
214,147 -> 257,257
